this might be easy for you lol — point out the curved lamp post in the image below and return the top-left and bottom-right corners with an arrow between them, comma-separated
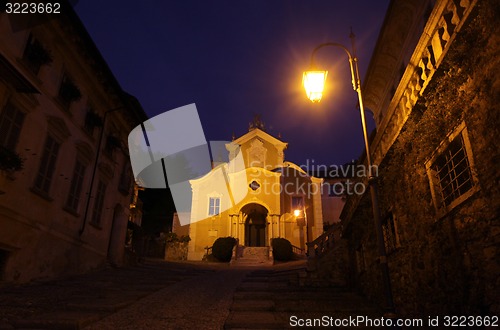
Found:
294,207 -> 309,250
79,106 -> 125,236
303,36 -> 396,315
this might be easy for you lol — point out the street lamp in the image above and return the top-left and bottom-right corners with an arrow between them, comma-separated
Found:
294,207 -> 309,252
79,106 -> 124,236
302,35 -> 396,315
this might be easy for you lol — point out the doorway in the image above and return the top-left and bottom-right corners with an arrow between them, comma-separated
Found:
242,203 -> 268,247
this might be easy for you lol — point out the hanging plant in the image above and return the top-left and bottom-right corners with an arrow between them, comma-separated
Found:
59,78 -> 82,104
25,39 -> 53,67
0,146 -> 24,172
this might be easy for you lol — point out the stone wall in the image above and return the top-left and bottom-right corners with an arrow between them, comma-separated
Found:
345,0 -> 500,316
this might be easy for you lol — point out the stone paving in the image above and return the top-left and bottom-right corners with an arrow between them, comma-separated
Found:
0,259 -> 381,329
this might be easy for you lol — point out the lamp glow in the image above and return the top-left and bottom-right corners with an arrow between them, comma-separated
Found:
303,70 -> 328,102
294,209 -> 301,217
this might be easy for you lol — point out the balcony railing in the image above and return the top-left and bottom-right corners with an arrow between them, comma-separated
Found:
306,225 -> 337,270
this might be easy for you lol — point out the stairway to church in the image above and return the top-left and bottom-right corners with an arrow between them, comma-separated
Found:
230,246 -> 273,267
224,262 -> 381,329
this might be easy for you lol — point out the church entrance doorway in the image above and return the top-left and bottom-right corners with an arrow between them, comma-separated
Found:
242,203 -> 268,247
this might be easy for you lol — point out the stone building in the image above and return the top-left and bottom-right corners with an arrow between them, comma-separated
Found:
174,121 -> 325,260
0,5 -> 147,282
339,0 -> 499,316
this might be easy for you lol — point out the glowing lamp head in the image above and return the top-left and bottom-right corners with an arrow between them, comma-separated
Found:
294,209 -> 301,217
303,70 -> 328,102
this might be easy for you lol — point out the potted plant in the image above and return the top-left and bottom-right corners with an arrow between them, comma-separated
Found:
59,79 -> 82,104
24,38 -> 53,74
0,146 -> 23,193
0,146 -> 23,172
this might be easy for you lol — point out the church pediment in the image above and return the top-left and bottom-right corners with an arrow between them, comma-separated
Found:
232,128 -> 287,149
230,128 -> 288,169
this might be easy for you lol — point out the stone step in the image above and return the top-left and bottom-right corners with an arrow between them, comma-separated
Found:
230,299 -> 275,311
233,291 -> 273,300
225,261 -> 382,330
10,311 -> 104,330
230,257 -> 273,267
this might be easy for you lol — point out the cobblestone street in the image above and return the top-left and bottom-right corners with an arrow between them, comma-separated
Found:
0,259 -> 381,329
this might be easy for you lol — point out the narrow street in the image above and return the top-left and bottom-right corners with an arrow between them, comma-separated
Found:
0,260 -> 381,329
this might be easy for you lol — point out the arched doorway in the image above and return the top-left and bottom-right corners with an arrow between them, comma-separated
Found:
241,203 -> 268,247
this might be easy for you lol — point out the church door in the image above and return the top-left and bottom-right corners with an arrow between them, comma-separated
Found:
243,205 -> 267,247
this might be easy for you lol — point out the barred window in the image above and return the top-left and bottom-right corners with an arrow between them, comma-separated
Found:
426,123 -> 478,214
433,134 -> 474,206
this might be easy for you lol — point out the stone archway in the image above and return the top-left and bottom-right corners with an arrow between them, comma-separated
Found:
241,203 -> 268,247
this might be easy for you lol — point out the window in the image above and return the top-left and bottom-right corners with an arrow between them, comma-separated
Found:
118,162 -> 132,194
382,213 -> 399,254
433,135 -> 474,205
33,135 -> 60,195
65,160 -> 86,213
0,102 -> 25,151
91,180 -> 107,225
426,123 -> 478,214
208,197 -> 220,216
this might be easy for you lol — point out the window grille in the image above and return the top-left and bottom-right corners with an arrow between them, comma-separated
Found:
432,133 -> 474,207
426,123 -> 478,215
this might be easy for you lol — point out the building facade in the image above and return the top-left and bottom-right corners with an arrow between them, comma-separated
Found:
0,5 -> 147,282
340,0 -> 499,315
174,123 -> 325,260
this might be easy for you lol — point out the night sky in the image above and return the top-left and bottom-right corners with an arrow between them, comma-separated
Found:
74,1 -> 390,168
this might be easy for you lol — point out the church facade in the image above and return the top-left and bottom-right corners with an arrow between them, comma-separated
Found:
173,123 -> 324,260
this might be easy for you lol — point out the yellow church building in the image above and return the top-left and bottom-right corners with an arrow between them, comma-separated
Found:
173,119 -> 324,260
